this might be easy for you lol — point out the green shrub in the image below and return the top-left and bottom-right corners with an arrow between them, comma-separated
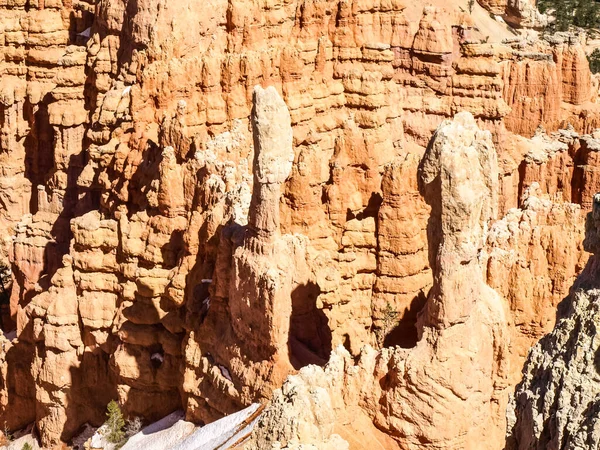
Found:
538,0 -> 600,32
376,302 -> 400,346
589,48 -> 600,74
104,400 -> 125,445
21,443 -> 33,450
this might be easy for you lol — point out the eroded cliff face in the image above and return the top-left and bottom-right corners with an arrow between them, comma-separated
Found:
0,0 -> 599,447
477,0 -> 547,28
507,195 -> 600,450
246,112 -> 510,450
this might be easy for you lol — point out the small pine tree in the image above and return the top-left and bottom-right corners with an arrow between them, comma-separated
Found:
21,443 -> 33,450
104,400 -> 125,445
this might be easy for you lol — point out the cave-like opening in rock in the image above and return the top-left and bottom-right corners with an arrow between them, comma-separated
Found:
383,290 -> 427,349
289,282 -> 332,369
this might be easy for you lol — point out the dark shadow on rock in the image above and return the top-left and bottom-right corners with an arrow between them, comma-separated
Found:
516,159 -> 527,208
121,140 -> 163,218
417,139 -> 443,278
289,282 -> 332,369
109,342 -> 183,430
188,282 -> 211,328
0,341 -> 36,431
60,350 -> 118,444
161,229 -> 185,270
23,96 -> 54,215
383,290 -> 428,349
45,148 -> 92,283
346,192 -> 383,222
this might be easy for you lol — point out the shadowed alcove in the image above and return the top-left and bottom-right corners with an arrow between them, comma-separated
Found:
289,282 -> 332,369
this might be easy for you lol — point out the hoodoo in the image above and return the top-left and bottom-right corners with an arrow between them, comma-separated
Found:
0,0 -> 600,448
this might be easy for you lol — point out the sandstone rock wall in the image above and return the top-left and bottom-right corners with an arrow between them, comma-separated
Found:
507,194 -> 600,450
0,0 -> 92,247
0,0 -> 598,447
501,34 -> 598,138
485,183 -> 587,384
247,112 -> 510,450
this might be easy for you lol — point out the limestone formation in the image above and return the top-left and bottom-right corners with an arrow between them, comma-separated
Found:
247,113 -> 509,450
245,347 -> 396,450
418,112 -> 499,325
184,86 -> 312,422
485,184 -> 587,383
507,194 -> 600,449
0,0 -> 598,447
382,113 -> 509,448
501,34 -> 597,138
478,0 -> 548,28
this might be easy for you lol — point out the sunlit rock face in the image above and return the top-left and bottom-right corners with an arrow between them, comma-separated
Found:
477,0 -> 548,28
0,0 -> 599,447
246,112 -> 510,450
507,195 -> 600,450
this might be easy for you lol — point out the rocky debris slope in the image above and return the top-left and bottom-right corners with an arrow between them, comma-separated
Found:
507,193 -> 600,450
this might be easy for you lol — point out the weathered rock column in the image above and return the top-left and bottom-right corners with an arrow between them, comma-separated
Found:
418,111 -> 499,328
247,86 -> 294,241
373,112 -> 509,449
158,146 -> 186,217
229,85 -> 307,369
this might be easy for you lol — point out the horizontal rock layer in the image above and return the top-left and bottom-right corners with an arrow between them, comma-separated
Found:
0,0 -> 598,448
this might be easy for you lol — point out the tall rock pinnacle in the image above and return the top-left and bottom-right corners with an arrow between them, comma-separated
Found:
419,111 -> 499,327
248,86 -> 294,239
246,112 -> 511,450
